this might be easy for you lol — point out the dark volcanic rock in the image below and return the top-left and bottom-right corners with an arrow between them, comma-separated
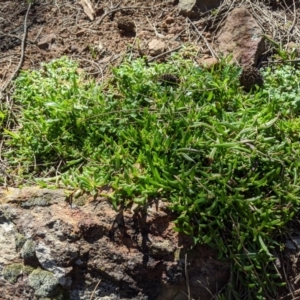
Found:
0,187 -> 230,299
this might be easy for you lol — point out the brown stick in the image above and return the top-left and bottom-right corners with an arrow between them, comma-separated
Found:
185,253 -> 191,300
148,46 -> 182,63
187,17 -> 218,59
89,279 -> 102,300
0,2 -> 31,99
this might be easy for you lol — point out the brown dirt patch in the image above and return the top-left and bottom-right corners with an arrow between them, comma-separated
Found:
0,0 -> 187,91
0,0 -> 299,92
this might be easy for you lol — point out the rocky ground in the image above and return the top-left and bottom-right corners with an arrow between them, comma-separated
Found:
0,187 -> 229,300
1,0 -> 300,299
0,0 -> 299,92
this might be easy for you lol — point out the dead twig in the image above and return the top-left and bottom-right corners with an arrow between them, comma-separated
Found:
79,0 -> 96,21
187,18 -> 218,59
148,45 -> 182,63
197,280 -> 218,300
75,57 -> 103,77
279,288 -> 300,300
288,0 -> 297,35
146,16 -> 165,39
210,0 -> 234,36
0,2 -> 31,100
0,161 -> 11,182
185,253 -> 191,300
89,278 -> 102,300
0,59 -> 13,85
279,251 -> 296,300
34,26 -> 44,43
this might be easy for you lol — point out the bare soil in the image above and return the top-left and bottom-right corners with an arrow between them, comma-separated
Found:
0,0 -> 299,90
0,0 -> 188,91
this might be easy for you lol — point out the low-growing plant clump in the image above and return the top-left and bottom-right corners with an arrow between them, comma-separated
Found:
3,51 -> 300,299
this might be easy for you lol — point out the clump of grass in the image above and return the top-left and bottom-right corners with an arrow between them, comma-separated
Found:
3,53 -> 300,299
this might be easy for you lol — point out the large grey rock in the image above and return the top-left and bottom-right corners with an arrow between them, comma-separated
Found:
0,187 -> 230,299
178,0 -> 223,17
216,7 -> 265,67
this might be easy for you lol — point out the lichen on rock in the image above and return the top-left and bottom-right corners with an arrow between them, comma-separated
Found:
15,232 -> 26,252
28,269 -> 60,298
21,239 -> 36,260
3,263 -> 33,284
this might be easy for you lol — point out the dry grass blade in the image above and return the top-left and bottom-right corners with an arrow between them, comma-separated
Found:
279,251 -> 296,300
279,289 -> 300,300
147,45 -> 182,62
187,18 -> 218,59
288,0 -> 297,35
197,280 -> 218,300
185,253 -> 191,300
89,279 -> 102,300
79,0 -> 95,21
